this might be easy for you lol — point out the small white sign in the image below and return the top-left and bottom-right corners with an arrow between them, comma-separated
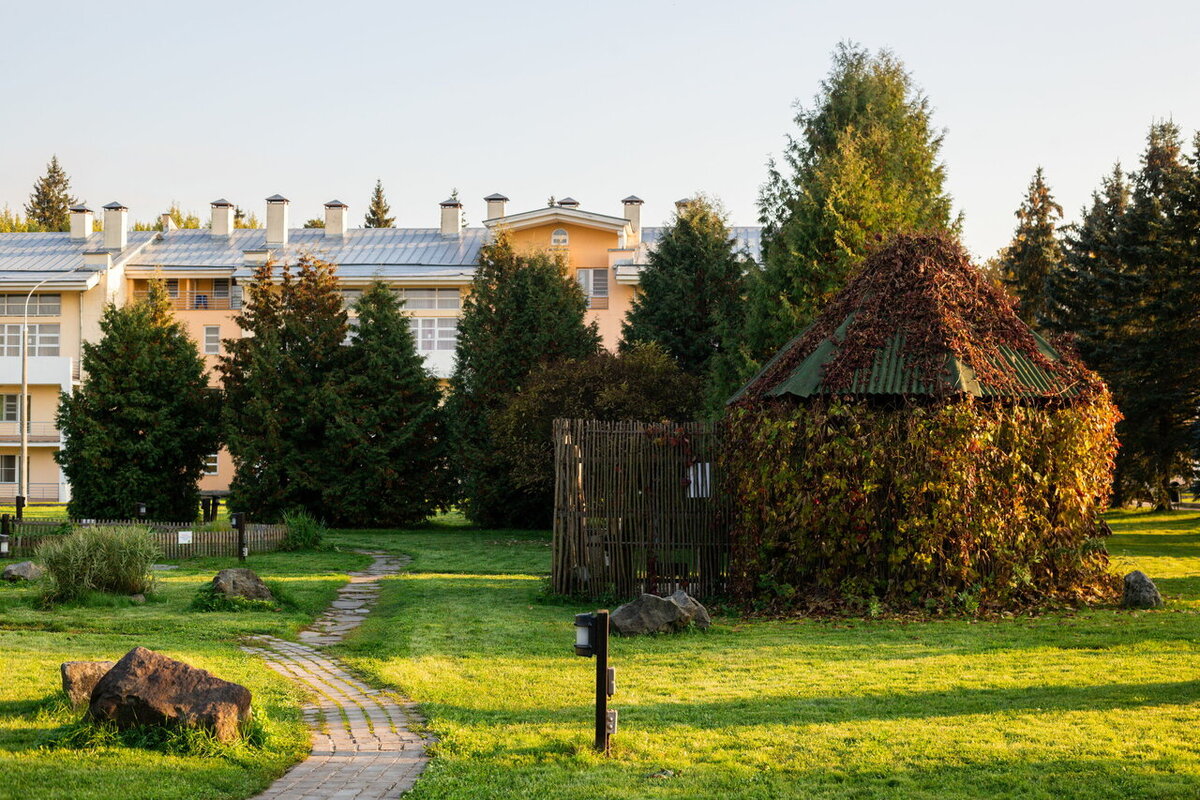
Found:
177,530 -> 193,545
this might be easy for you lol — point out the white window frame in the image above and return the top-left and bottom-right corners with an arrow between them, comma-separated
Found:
0,455 -> 16,483
1,323 -> 60,357
577,269 -> 610,309
551,228 -> 569,247
203,453 -> 219,476
408,317 -> 458,352
212,279 -> 231,299
401,288 -> 461,310
203,326 -> 221,355
0,394 -> 17,423
0,294 -> 61,316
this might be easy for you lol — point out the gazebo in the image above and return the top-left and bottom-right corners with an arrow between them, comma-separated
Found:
723,233 -> 1119,612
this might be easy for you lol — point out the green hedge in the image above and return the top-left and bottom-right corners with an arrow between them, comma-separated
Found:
721,397 -> 1121,613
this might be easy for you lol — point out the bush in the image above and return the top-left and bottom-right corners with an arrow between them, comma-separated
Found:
280,509 -> 327,551
493,343 -> 704,528
190,581 -> 290,613
37,525 -> 158,603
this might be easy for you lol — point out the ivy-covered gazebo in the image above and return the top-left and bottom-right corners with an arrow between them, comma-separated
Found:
723,233 -> 1120,612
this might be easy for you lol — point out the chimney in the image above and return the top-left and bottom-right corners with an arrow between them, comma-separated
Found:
211,198 -> 234,238
324,200 -> 349,236
484,192 -> 508,220
558,197 -> 580,209
160,213 -> 177,233
265,194 -> 289,246
439,197 -> 462,236
69,204 -> 92,241
622,195 -> 643,241
102,202 -> 127,250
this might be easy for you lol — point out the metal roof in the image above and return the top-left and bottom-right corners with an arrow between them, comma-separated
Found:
0,231 -> 156,274
128,227 -> 488,271
640,226 -> 762,263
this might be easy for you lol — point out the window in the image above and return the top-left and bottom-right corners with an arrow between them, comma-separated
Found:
165,279 -> 180,298
577,269 -> 610,310
401,288 -> 460,310
0,324 -> 60,356
0,294 -> 61,316
212,279 -> 231,299
408,318 -> 458,351
204,326 -> 221,355
341,289 -> 364,310
203,453 -> 219,476
0,395 -> 16,423
551,228 -> 569,247
343,316 -> 360,345
0,455 -> 14,483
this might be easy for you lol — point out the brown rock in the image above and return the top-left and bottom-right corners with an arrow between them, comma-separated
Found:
89,646 -> 252,742
60,660 -> 116,707
211,568 -> 273,601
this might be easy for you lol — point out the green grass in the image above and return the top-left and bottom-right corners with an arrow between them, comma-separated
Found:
330,511 -> 1200,800
3,511 -> 1199,799
0,548 -> 371,800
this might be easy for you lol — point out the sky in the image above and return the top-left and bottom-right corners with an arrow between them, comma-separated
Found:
2,0 -> 1198,260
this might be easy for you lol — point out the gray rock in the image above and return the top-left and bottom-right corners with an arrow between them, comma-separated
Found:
611,591 -> 712,636
1123,570 -> 1164,609
90,646 -> 252,742
211,568 -> 273,601
2,561 -> 43,582
61,661 -> 116,707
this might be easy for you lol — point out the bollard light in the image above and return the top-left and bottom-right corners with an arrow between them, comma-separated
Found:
574,613 -> 596,657
137,502 -> 147,517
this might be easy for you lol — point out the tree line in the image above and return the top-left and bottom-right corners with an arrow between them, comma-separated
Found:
44,41 -> 1200,523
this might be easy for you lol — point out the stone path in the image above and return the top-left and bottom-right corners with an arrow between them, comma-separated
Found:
242,551 -> 430,799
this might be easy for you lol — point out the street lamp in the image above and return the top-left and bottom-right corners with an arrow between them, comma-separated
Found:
573,609 -> 616,753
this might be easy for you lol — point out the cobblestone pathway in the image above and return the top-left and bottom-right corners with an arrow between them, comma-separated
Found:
242,551 -> 430,799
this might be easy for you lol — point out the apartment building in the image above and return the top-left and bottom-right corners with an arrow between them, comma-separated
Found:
0,193 -> 761,500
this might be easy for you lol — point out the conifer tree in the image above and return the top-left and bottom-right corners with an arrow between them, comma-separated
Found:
996,168 -> 1064,326
219,253 -> 348,520
325,283 -> 450,526
747,43 -> 955,361
620,196 -> 748,389
25,155 -> 77,232
364,180 -> 395,228
56,282 -> 217,521
447,232 -> 600,527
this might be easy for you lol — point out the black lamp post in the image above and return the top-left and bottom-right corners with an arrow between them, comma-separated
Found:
574,609 -> 616,753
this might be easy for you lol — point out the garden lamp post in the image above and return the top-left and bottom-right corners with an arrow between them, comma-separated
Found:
574,610 -> 616,753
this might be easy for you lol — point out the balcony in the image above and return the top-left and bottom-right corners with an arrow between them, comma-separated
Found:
132,290 -> 240,311
0,482 -> 60,502
0,422 -> 60,443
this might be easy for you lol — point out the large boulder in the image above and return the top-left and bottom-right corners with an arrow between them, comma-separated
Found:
611,590 -> 712,636
89,646 -> 252,742
2,561 -> 43,582
211,568 -> 273,601
1123,570 -> 1164,609
60,661 -> 116,707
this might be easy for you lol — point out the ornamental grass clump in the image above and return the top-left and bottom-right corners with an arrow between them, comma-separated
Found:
724,232 -> 1121,614
37,525 -> 159,603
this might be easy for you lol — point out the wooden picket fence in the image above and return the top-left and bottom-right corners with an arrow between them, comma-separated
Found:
551,419 -> 730,600
3,518 -> 287,560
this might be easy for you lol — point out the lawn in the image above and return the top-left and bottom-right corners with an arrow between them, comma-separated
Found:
0,548 -> 371,800
330,510 -> 1200,800
0,511 -> 1197,800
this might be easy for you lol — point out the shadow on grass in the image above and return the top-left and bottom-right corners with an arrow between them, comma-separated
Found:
424,678 -> 1200,731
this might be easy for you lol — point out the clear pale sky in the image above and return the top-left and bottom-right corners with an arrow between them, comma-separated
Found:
2,0 -> 1197,260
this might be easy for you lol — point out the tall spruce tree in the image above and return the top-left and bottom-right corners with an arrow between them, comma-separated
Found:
25,155 -> 77,232
747,43 -> 955,361
620,196 -> 748,388
1045,123 -> 1200,508
447,232 -> 600,527
56,282 -> 217,521
325,283 -> 450,526
364,180 -> 395,228
219,253 -> 348,520
996,167 -> 1064,326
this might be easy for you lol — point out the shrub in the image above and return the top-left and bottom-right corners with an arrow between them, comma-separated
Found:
493,343 -> 704,528
190,581 -> 290,612
280,509 -> 327,552
37,525 -> 158,602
